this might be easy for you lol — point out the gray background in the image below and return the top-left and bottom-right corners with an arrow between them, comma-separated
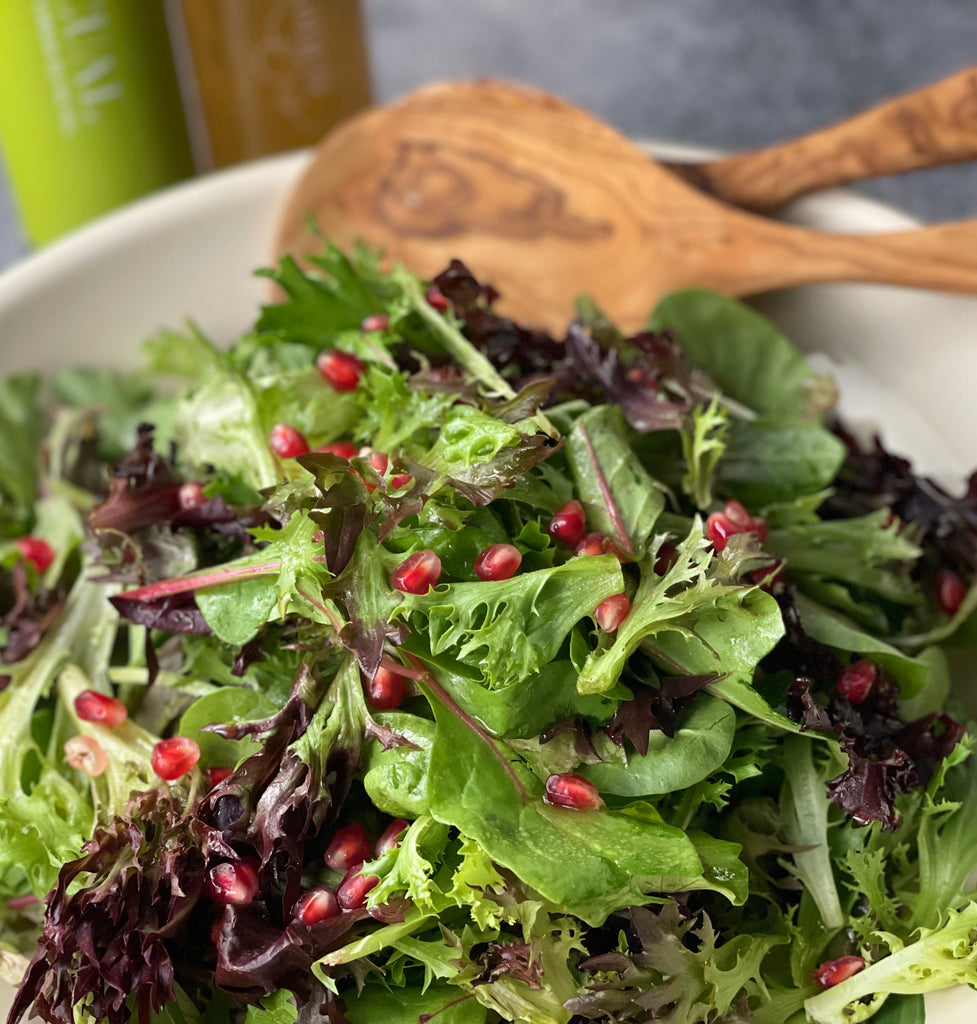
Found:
1,0 -> 974,270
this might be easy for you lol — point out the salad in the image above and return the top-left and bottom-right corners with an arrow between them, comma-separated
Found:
1,245 -> 976,1024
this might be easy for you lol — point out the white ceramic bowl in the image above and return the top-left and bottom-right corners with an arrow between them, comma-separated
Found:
0,146 -> 975,1021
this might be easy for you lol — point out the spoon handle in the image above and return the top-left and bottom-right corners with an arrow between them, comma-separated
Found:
674,67 -> 977,210
707,218 -> 977,296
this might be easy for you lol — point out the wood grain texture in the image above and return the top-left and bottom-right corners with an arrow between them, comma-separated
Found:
274,80 -> 977,333
673,66 -> 977,210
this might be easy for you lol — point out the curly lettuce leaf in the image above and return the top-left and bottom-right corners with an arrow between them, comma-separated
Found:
576,522 -> 784,698
804,903 -> 977,1024
396,554 -> 624,691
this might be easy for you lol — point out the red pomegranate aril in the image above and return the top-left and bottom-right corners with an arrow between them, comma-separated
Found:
316,440 -> 358,460
705,512 -> 736,552
207,860 -> 259,906
547,500 -> 586,548
474,543 -> 522,582
151,736 -> 201,780
391,550 -> 442,594
574,532 -> 607,557
365,665 -> 406,710
425,284 -> 449,311
316,349 -> 364,392
324,823 -> 372,872
723,499 -> 753,529
544,773 -> 603,811
177,482 -> 207,510
16,536 -> 54,573
389,473 -> 413,490
594,593 -> 630,632
270,423 -> 310,458
64,735 -> 107,777
836,659 -> 877,704
74,689 -> 128,728
360,313 -> 390,332
203,766 -> 233,787
364,449 -> 389,475
375,818 -> 410,856
293,887 -> 340,925
814,955 -> 866,990
337,867 -> 380,910
936,568 -> 967,616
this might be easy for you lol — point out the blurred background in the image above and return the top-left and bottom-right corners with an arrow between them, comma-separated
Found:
0,0 -> 974,272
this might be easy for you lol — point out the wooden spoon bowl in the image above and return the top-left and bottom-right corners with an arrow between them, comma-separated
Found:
274,80 -> 977,333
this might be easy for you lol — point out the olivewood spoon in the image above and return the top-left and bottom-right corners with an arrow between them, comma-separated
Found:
273,80 -> 977,333
668,66 -> 977,210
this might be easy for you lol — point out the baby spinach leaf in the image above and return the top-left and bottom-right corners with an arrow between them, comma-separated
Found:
718,419 -> 847,506
404,647 -> 616,738
648,290 -> 815,419
794,594 -> 932,698
424,689 -> 717,926
580,695 -> 736,796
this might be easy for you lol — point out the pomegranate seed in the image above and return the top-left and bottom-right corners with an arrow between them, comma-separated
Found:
547,500 -> 586,548
324,823 -> 372,872
64,735 -> 107,777
389,473 -> 413,490
836,659 -> 877,704
203,766 -> 233,787
594,593 -> 630,632
575,532 -> 608,557
293,887 -> 340,925
317,349 -> 364,392
391,550 -> 441,594
375,819 -> 410,856
365,665 -> 405,710
337,867 -> 380,910
151,736 -> 201,780
474,543 -> 522,581
574,533 -> 628,561
207,860 -> 259,906
814,955 -> 866,990
363,449 -> 389,476
177,482 -> 206,510
707,502 -> 768,551
270,423 -> 309,458
723,500 -> 753,529
425,284 -> 449,312
544,773 -> 603,811
73,689 -> 128,728
316,440 -> 358,460
360,313 -> 389,332
705,512 -> 736,552
936,568 -> 967,615
16,536 -> 54,573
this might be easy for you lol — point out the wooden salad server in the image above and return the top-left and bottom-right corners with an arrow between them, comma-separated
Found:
669,65 -> 977,210
273,79 -> 977,333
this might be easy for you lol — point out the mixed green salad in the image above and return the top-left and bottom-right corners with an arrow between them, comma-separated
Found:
2,246 -> 977,1024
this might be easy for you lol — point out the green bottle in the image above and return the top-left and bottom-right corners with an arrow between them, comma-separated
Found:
0,0 -> 194,245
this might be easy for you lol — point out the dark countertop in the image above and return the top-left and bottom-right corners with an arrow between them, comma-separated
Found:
1,0 -> 974,270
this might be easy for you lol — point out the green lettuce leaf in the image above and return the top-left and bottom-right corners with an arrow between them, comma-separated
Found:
396,554 -> 624,690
